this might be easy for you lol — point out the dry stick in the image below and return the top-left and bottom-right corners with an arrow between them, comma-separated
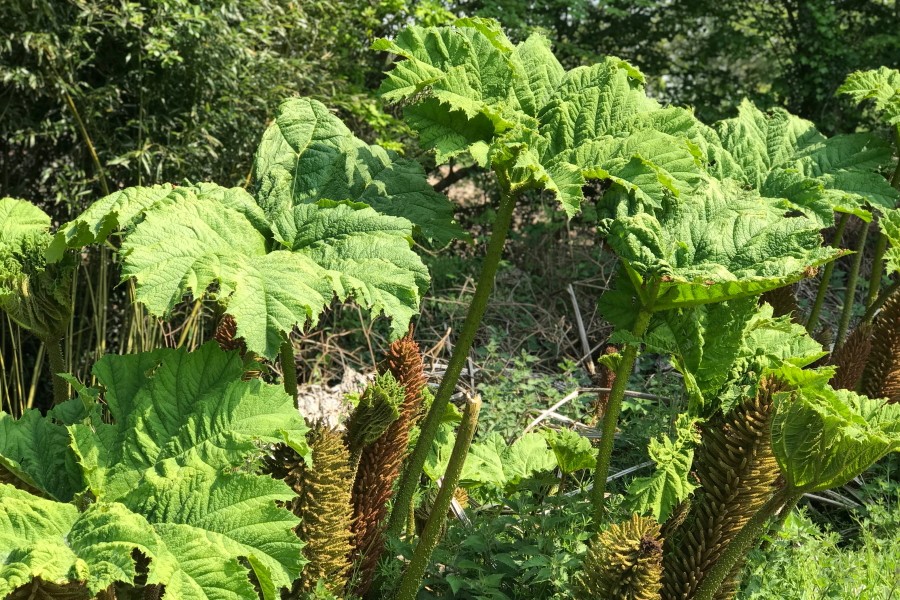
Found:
806,213 -> 850,334
395,396 -> 482,600
591,278 -> 660,524
386,184 -> 518,538
567,283 -> 595,375
836,220 -> 869,346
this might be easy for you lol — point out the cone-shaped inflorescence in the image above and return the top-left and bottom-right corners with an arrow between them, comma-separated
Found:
576,514 -> 664,600
351,335 -> 428,597
290,424 -> 355,596
760,284 -> 800,323
214,313 -> 245,353
662,378 -> 784,600
829,322 -> 873,391
862,291 -> 900,403
345,371 -> 405,466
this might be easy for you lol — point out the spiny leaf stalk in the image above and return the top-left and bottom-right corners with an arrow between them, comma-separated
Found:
386,186 -> 518,538
593,279 -> 659,523
395,395 -> 482,600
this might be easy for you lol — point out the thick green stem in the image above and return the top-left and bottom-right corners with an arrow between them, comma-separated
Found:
759,496 -> 798,552
836,221 -> 869,346
868,232 -> 888,309
280,339 -> 298,408
891,125 -> 900,189
806,213 -> 850,333
591,279 -> 659,524
386,185 -> 518,537
693,488 -> 802,600
46,336 -> 68,406
395,396 -> 481,600
863,278 -> 900,323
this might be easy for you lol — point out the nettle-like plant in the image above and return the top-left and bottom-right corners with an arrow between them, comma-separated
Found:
0,343 -> 310,599
0,96 -> 457,596
368,17 -> 900,600
3,16 -> 900,600
0,198 -> 75,406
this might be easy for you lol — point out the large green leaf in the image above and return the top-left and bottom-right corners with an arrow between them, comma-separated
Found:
634,297 -> 759,412
838,67 -> 900,126
377,19 -> 706,217
706,101 -> 896,223
0,198 -> 50,253
53,182 -> 430,358
623,415 -> 699,522
771,369 -> 900,493
881,207 -> 900,275
601,178 -> 840,310
0,469 -> 303,599
0,344 -> 308,598
271,200 -> 429,339
0,407 -> 84,502
117,191 -> 339,358
0,199 -> 73,340
69,343 -> 310,501
252,97 -> 460,245
46,184 -> 270,263
122,464 -> 302,599
0,485 -> 85,597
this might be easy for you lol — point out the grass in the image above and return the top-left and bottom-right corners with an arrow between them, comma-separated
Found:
740,500 -> 900,599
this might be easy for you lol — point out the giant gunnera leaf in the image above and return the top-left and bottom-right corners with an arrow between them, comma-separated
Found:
838,67 -> 900,126
0,198 -> 73,341
48,183 -> 430,358
771,366 -> 900,493
253,98 -> 461,245
600,178 -> 841,310
376,18 -> 706,216
0,343 -> 309,598
702,100 -> 897,224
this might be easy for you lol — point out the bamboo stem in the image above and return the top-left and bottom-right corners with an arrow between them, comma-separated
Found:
395,396 -> 481,600
62,87 -> 110,197
806,213 -> 850,333
591,278 -> 659,524
386,183 -> 518,537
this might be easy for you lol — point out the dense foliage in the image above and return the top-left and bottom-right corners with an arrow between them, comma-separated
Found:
1,9 -> 899,600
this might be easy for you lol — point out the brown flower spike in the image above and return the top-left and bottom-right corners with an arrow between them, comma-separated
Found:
350,334 -> 427,596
